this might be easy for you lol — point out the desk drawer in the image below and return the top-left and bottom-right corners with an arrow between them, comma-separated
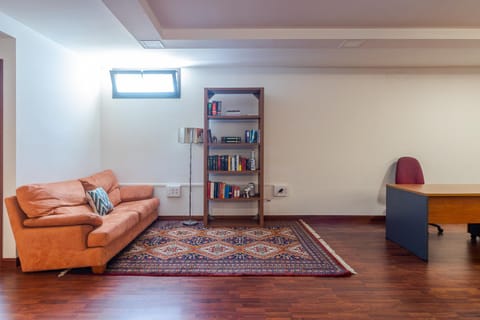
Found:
429,197 -> 480,224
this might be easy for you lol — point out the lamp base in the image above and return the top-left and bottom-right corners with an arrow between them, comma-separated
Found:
182,219 -> 198,226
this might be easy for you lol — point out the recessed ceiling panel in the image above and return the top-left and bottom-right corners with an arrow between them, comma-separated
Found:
146,0 -> 480,29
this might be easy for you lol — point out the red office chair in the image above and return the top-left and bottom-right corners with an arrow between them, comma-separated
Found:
395,156 -> 444,235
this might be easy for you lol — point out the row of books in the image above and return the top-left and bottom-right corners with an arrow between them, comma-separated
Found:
207,181 -> 242,199
208,155 -> 255,171
207,100 -> 223,116
206,129 -> 259,144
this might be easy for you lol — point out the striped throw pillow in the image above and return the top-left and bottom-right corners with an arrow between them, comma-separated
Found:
86,187 -> 114,216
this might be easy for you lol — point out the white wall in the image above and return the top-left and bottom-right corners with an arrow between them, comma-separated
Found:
100,67 -> 480,217
0,31 -> 16,260
0,12 -> 102,258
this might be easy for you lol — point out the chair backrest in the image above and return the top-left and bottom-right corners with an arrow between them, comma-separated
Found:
395,156 -> 425,184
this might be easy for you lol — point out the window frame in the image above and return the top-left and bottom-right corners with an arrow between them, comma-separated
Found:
109,69 -> 181,99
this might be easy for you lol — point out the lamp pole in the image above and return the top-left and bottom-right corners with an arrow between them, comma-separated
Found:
183,129 -> 198,226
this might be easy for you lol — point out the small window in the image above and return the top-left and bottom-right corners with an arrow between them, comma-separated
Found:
110,69 -> 180,99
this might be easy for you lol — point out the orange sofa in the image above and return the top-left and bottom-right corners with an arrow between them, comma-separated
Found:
5,170 -> 159,273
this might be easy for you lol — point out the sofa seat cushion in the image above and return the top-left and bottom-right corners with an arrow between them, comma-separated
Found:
115,198 -> 160,220
24,205 -> 102,228
87,211 -> 139,247
80,170 -> 121,206
16,180 -> 87,218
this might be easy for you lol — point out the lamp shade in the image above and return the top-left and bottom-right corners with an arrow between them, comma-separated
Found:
178,127 -> 203,144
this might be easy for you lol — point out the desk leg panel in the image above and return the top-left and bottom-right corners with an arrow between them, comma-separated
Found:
386,187 -> 429,261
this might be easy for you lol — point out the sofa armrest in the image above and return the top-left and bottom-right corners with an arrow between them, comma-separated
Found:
24,212 -> 103,228
119,185 -> 154,202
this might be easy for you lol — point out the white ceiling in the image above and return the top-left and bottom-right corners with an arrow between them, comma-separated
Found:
2,0 -> 480,67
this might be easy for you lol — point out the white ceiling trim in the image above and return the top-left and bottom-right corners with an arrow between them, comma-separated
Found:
102,0 -> 163,41
161,28 -> 480,40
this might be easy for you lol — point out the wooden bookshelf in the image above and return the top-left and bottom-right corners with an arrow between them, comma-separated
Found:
203,87 -> 264,226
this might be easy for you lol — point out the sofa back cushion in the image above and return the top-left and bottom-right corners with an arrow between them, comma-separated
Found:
23,205 -> 102,228
79,169 -> 121,206
16,180 -> 87,218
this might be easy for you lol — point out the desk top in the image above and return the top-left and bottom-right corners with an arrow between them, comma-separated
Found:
387,184 -> 480,196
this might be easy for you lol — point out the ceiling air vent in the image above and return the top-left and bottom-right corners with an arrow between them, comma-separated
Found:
139,40 -> 165,49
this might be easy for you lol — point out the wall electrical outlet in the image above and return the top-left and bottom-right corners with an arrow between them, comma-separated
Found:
273,184 -> 288,197
166,184 -> 181,198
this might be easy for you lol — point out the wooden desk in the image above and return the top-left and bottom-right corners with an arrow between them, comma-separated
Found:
386,184 -> 480,261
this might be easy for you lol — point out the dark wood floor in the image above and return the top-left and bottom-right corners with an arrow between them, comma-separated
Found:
1,216 -> 480,319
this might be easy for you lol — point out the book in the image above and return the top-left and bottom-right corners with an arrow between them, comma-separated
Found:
221,136 -> 242,143
207,102 -> 212,116
212,101 -> 217,116
207,129 -> 213,143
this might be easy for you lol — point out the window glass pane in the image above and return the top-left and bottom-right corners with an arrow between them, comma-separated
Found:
110,69 -> 180,99
114,73 -> 174,93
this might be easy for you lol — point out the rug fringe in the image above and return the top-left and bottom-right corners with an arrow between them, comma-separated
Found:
299,219 -> 357,275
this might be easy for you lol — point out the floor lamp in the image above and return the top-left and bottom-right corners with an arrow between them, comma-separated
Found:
178,127 -> 202,226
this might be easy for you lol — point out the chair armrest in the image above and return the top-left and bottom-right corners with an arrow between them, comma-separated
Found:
119,185 -> 154,202
23,212 -> 103,228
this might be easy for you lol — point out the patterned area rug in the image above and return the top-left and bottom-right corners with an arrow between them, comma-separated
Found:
105,219 -> 356,276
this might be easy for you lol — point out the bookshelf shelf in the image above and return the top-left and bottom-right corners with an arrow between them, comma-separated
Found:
208,196 -> 261,202
208,170 -> 261,175
208,115 -> 260,120
203,87 -> 264,227
208,143 -> 260,149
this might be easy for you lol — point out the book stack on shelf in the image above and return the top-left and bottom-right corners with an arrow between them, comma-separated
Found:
208,154 -> 252,171
207,181 -> 243,199
245,129 -> 259,143
225,109 -> 241,115
207,100 -> 222,116
221,136 -> 242,143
